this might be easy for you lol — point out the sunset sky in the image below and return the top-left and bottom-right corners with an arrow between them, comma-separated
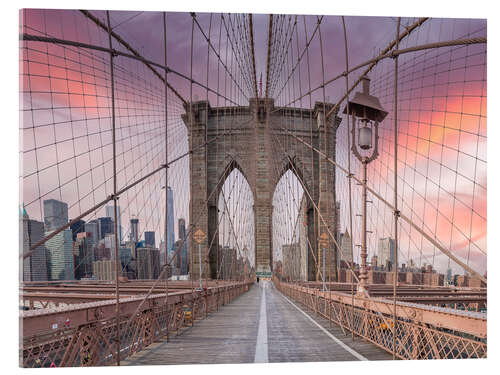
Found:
19,9 -> 486,275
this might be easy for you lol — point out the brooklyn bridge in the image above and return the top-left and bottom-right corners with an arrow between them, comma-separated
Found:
19,9 -> 486,366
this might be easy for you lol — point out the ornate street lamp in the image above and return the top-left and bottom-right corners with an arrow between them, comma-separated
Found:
343,76 -> 388,294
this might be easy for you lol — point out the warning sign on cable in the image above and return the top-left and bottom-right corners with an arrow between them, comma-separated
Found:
193,228 -> 206,244
318,232 -> 329,248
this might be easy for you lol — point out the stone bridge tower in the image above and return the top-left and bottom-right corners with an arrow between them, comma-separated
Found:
182,98 -> 341,281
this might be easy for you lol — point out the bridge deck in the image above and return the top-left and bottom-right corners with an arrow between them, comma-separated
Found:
123,281 -> 392,365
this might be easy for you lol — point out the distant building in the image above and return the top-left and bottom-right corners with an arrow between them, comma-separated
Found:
120,247 -> 132,269
378,237 -> 395,269
74,232 -> 94,279
93,260 -> 114,281
45,229 -> 74,281
171,240 -> 182,275
166,187 -> 175,258
20,208 -> 48,282
130,218 -> 139,242
339,229 -> 353,265
145,231 -> 156,248
446,267 -> 453,283
70,219 -> 85,242
98,217 -> 114,240
104,233 -> 116,258
408,258 -> 416,271
94,243 -> 111,261
84,220 -> 100,247
43,199 -> 68,231
136,247 -> 160,279
106,205 -> 122,243
178,218 -> 188,274
298,196 -> 308,281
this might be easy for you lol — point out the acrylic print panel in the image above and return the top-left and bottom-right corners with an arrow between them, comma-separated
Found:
19,8 -> 486,368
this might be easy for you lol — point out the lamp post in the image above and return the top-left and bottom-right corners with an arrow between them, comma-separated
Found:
343,76 -> 388,294
318,232 -> 329,292
193,228 -> 206,290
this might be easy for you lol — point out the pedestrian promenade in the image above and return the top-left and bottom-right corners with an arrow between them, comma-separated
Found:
123,280 -> 392,365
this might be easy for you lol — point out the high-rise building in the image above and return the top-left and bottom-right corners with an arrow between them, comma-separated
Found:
45,229 -> 74,281
446,267 -> 453,283
20,207 -> 48,281
339,229 -> 353,266
130,217 -> 139,242
84,220 -> 100,246
335,201 -> 341,240
94,243 -> 111,261
136,247 -> 160,279
98,217 -> 114,240
166,187 -> 175,257
20,207 -> 29,282
298,196 -> 308,281
144,231 -> 156,248
120,247 -> 132,268
178,218 -> 186,240
378,237 -> 395,270
178,218 -> 188,274
43,199 -> 68,231
106,205 -> 122,243
104,233 -> 115,257
75,232 -> 94,279
70,219 -> 86,242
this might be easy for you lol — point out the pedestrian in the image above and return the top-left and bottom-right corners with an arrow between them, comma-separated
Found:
257,277 -> 260,283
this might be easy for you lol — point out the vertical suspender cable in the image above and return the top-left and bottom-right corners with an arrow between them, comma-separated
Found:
162,11 -> 170,342
342,16 -> 356,340
190,14 -> 195,300
392,17 -> 401,360
204,13 -> 213,298
106,10 -> 121,366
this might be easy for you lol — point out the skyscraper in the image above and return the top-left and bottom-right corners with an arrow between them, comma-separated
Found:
45,229 -> 74,281
145,231 -> 156,248
446,267 -> 453,283
70,219 -> 85,242
84,220 -> 99,251
130,217 -> 139,242
136,247 -> 160,279
75,232 -> 94,279
106,205 -> 122,243
43,199 -> 68,231
166,187 -> 175,257
178,218 -> 188,274
339,229 -> 353,265
98,217 -> 114,240
20,207 -> 48,281
378,237 -> 395,269
178,218 -> 186,240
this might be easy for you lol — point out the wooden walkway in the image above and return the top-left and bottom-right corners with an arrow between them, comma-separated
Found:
123,280 -> 392,366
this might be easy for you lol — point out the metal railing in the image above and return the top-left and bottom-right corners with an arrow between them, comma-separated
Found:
274,278 -> 486,360
20,281 -> 252,367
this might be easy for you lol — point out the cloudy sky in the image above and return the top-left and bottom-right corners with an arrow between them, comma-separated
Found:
20,9 -> 486,275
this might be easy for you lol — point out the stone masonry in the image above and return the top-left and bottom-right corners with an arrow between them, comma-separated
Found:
182,98 -> 340,281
